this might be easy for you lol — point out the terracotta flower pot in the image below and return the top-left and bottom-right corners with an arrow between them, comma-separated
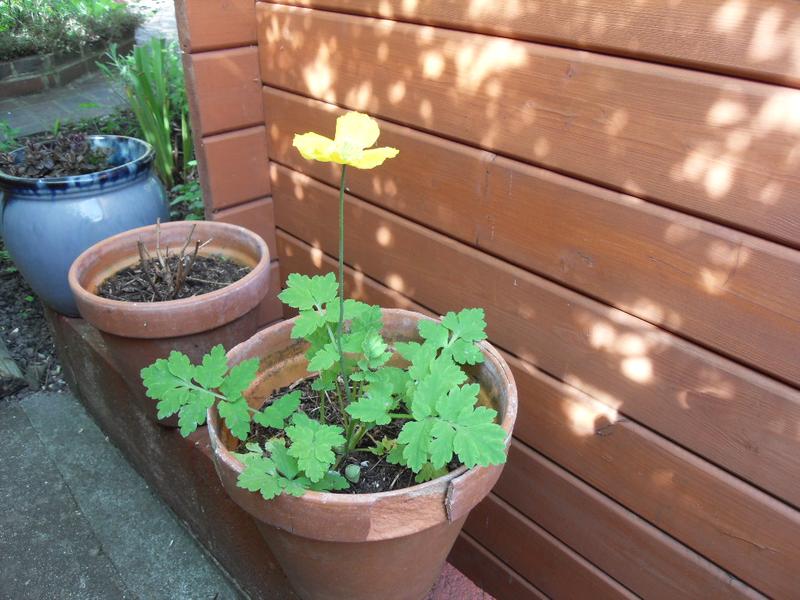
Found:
68,220 -> 271,426
208,309 -> 517,600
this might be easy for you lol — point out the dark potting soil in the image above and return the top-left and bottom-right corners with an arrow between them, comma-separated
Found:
246,378 -> 461,494
0,240 -> 67,400
97,254 -> 250,303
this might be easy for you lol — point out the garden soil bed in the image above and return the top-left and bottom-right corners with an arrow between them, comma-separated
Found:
0,239 -> 66,399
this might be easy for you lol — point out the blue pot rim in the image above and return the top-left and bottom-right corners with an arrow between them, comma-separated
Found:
0,135 -> 156,192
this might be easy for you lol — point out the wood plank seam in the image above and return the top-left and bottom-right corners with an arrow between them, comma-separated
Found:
453,531 -> 549,600
467,492 -> 639,599
498,440 -> 761,600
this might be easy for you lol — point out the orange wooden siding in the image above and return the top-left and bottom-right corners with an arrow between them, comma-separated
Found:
251,1 -> 800,597
270,0 -> 800,88
177,0 -> 281,325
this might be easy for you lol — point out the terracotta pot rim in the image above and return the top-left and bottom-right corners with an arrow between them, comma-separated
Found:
68,220 -> 271,338
208,308 -> 517,503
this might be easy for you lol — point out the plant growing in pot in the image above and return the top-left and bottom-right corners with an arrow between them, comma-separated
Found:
69,219 -> 272,427
140,113 -> 517,600
0,132 -> 168,316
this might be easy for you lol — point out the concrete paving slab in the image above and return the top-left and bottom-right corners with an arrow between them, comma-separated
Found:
0,400 -> 133,599
19,392 -> 242,600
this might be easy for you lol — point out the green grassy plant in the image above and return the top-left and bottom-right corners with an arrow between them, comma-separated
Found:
99,38 -> 193,189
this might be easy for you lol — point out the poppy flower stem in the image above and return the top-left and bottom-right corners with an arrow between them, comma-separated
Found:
336,165 -> 352,410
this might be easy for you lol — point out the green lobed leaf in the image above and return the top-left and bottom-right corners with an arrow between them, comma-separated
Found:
307,343 -> 339,372
397,419 -> 434,472
394,341 -> 422,363
253,390 -> 302,429
410,357 -> 468,420
311,369 -> 339,392
441,308 -> 487,343
436,383 -> 480,421
291,309 -> 327,339
418,319 -> 449,349
278,273 -> 338,311
308,470 -> 350,492
286,413 -> 345,482
414,462 -> 448,483
345,381 -> 396,425
353,304 -> 383,332
265,438 -> 300,479
386,441 -> 407,466
406,343 -> 438,382
177,389 -> 215,437
237,456 -> 283,500
218,358 -> 259,401
324,298 -> 371,323
360,333 -> 392,369
218,396 -> 251,440
451,406 -> 507,469
155,387 -> 190,419
428,420 -> 456,469
141,357 -> 184,399
368,436 -> 397,457
367,367 -> 409,396
449,338 -> 484,365
166,350 -> 194,381
193,344 -> 228,388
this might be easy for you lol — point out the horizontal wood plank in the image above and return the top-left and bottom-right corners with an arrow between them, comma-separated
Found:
450,533 -> 547,600
176,0 -> 257,52
275,229 -> 798,597
213,196 -> 277,260
497,443 -> 760,599
184,47 -> 263,137
466,495 -> 635,599
277,231 -> 425,316
266,0 -> 800,87
197,126 -> 271,210
271,164 -> 800,511
264,87 -> 800,386
257,4 -> 800,245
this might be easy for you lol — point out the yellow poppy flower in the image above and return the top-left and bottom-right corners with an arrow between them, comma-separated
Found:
293,111 -> 399,169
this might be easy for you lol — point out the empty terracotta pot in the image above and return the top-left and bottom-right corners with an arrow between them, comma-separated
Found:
208,309 -> 517,600
68,220 -> 271,426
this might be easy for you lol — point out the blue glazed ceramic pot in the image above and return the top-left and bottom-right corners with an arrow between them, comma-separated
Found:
0,135 -> 168,316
